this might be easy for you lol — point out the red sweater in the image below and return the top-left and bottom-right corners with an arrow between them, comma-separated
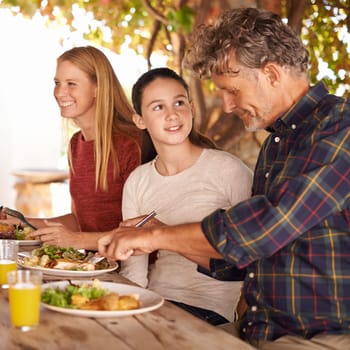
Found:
69,131 -> 141,231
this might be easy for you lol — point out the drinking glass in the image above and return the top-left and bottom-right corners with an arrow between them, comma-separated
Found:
0,240 -> 18,288
7,270 -> 43,331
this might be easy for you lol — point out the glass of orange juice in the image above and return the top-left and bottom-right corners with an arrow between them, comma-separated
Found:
7,270 -> 42,331
0,240 -> 18,288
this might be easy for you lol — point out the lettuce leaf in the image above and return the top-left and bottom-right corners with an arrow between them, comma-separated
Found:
42,282 -> 108,308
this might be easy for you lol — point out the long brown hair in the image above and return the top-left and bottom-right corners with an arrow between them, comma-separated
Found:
57,46 -> 141,191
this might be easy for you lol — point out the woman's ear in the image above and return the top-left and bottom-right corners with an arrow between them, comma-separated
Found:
132,113 -> 147,130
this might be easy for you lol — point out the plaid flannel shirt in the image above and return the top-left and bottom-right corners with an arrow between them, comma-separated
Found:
201,82 -> 350,341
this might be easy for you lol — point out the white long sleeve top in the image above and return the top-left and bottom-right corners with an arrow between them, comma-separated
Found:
120,148 -> 253,321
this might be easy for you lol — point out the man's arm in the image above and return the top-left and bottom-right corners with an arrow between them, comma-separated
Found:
98,222 -> 222,261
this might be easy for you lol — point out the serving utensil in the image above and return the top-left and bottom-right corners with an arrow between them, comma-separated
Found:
135,210 -> 157,227
1,206 -> 37,230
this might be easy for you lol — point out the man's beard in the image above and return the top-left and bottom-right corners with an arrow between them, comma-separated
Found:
238,110 -> 265,132
245,125 -> 261,132
238,106 -> 273,132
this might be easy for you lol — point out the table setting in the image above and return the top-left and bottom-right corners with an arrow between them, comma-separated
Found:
0,208 -> 255,350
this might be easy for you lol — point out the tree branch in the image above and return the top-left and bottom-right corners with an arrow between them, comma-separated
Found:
140,0 -> 168,25
287,0 -> 308,34
146,20 -> 162,69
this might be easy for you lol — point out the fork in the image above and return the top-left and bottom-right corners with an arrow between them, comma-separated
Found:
86,253 -> 106,264
2,206 -> 37,230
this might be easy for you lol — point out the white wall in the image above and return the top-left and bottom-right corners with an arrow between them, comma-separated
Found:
0,12 -> 65,209
0,10 -> 166,214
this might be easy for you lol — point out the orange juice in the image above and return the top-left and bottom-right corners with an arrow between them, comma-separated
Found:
9,283 -> 41,328
0,259 -> 17,285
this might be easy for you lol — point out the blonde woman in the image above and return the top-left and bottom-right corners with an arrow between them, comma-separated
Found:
25,46 -> 154,249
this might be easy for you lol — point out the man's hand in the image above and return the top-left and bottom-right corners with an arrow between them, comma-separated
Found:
98,226 -> 155,260
98,221 -> 221,262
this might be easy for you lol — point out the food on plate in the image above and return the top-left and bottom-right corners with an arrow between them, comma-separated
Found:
78,293 -> 140,311
116,295 -> 141,310
21,245 -> 110,271
42,279 -> 140,311
0,223 -> 13,238
0,223 -> 35,240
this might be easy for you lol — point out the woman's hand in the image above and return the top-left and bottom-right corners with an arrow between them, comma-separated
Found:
30,220 -> 78,248
0,207 -> 6,220
0,207 -> 20,225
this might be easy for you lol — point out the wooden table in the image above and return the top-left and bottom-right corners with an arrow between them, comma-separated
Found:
0,269 -> 255,350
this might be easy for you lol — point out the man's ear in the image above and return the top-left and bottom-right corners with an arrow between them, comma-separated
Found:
132,113 -> 147,130
262,62 -> 280,87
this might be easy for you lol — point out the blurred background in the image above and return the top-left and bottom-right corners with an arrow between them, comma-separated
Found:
0,0 -> 348,217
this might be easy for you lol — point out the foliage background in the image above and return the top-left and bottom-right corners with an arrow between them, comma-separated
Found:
1,0 -> 349,165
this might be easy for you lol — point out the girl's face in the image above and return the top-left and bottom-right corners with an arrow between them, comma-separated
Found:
54,60 -> 97,122
133,77 -> 193,148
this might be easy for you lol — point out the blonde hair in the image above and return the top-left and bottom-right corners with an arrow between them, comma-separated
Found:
57,46 -> 140,191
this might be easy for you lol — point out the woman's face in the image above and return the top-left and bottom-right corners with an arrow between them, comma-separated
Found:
134,77 -> 193,149
54,60 -> 97,123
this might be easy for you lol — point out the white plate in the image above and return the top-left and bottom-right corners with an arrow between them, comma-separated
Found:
18,239 -> 41,246
41,280 -> 164,317
18,252 -> 118,277
0,239 -> 40,246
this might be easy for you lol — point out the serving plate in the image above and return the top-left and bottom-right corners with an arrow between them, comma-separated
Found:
18,252 -> 118,277
0,239 -> 40,246
41,280 -> 164,317
18,239 -> 41,246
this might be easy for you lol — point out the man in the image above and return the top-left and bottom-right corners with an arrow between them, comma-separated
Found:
99,8 -> 350,349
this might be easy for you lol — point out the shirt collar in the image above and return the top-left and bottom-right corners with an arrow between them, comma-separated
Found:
280,81 -> 329,129
265,81 -> 329,133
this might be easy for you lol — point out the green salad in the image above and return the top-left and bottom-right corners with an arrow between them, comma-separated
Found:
32,245 -> 86,261
42,280 -> 108,308
23,245 -> 111,270
0,223 -> 35,240
15,225 -> 33,240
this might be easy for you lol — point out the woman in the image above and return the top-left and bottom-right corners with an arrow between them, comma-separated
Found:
118,67 -> 253,325
16,46 -> 153,249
